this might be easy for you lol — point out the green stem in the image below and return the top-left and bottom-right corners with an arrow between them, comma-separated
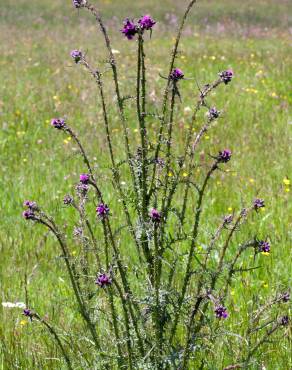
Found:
169,161 -> 218,343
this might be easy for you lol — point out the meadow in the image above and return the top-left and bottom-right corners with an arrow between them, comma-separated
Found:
0,0 -> 291,369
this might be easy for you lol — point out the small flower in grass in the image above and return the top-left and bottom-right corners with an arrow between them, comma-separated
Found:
219,69 -> 234,84
79,173 -> 90,184
72,0 -> 86,8
138,15 -> 156,30
22,200 -> 38,220
76,183 -> 89,197
259,240 -> 270,253
95,273 -> 112,288
155,157 -> 165,167
283,177 -> 290,186
280,315 -> 289,326
170,68 -> 184,81
73,226 -> 83,238
208,107 -> 220,120
218,149 -> 232,163
70,49 -> 83,64
23,308 -> 33,318
150,208 -> 162,223
254,198 -> 265,211
96,203 -> 110,219
224,214 -> 233,224
51,118 -> 66,130
281,292 -> 290,303
214,305 -> 228,319
23,200 -> 38,211
121,19 -> 137,40
63,194 -> 73,205
22,209 -> 35,220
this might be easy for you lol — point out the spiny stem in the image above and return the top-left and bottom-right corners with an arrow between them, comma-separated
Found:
169,161 -> 218,343
85,3 -> 138,197
150,0 -> 197,193
37,219 -> 101,351
81,58 -> 141,258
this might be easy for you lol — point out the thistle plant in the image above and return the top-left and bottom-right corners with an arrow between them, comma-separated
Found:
22,1 -> 290,369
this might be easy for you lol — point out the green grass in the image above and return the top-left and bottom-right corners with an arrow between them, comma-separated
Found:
1,0 -> 291,369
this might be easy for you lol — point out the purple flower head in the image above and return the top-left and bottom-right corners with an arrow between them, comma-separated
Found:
281,292 -> 290,303
215,305 -> 228,319
23,308 -> 33,317
79,173 -> 90,184
72,0 -> 86,8
76,183 -> 89,197
208,107 -> 220,120
22,209 -> 35,220
280,315 -> 289,326
259,240 -> 270,253
150,208 -> 162,223
51,118 -> 66,130
170,68 -> 184,81
96,203 -> 110,219
218,149 -> 232,163
138,15 -> 156,30
224,214 -> 233,224
95,273 -> 112,288
73,226 -> 83,238
70,49 -> 83,64
254,198 -> 265,211
121,19 -> 138,40
63,194 -> 73,206
155,157 -> 165,168
219,69 -> 234,84
23,200 -> 38,211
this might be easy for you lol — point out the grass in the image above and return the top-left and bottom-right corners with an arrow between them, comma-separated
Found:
0,0 -> 291,369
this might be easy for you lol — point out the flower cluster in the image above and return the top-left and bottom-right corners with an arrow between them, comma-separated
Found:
51,118 -> 66,130
22,201 -> 38,220
219,69 -> 234,84
96,203 -> 110,219
254,198 -> 265,211
76,183 -> 89,197
214,305 -> 228,319
138,15 -> 156,30
72,0 -> 86,8
121,19 -> 137,40
75,174 -> 90,197
73,226 -> 83,238
149,208 -> 162,223
224,214 -> 233,224
208,107 -> 220,120
63,194 -> 73,206
23,308 -> 33,318
280,315 -> 289,326
79,173 -> 90,184
155,157 -> 165,168
218,149 -> 232,163
258,240 -> 270,253
281,292 -> 290,303
121,15 -> 156,40
170,68 -> 184,81
95,273 -> 112,288
70,49 -> 83,64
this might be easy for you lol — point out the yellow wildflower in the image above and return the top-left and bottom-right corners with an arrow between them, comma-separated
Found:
283,177 -> 290,186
